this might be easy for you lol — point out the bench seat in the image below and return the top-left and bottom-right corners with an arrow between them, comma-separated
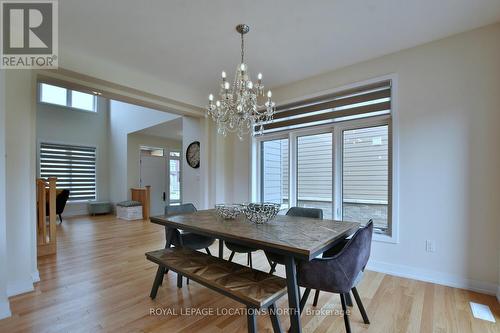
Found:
146,247 -> 287,308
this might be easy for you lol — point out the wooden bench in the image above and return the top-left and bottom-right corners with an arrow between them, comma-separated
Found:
146,247 -> 287,333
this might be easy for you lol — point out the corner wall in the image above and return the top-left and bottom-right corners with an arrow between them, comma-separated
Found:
0,71 -> 11,319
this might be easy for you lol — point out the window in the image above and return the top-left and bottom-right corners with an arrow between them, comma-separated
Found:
261,139 -> 289,209
297,133 -> 333,218
169,150 -> 181,204
256,79 -> 395,238
39,82 -> 97,112
39,143 -> 97,202
141,146 -> 165,157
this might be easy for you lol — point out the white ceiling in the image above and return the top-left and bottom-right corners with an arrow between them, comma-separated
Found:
136,117 -> 183,141
60,0 -> 500,105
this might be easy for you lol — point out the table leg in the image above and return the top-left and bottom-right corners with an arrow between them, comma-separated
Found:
284,255 -> 302,333
218,239 -> 224,259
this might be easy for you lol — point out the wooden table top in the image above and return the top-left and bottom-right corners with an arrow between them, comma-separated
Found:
150,210 -> 360,260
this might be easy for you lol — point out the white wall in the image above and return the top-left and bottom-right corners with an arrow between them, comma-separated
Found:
36,97 -> 110,216
261,23 -> 500,294
182,117 -> 204,208
127,133 -> 182,190
108,100 -> 179,203
0,71 -> 11,319
4,71 -> 38,297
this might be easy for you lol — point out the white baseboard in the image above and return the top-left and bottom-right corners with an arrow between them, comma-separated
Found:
0,299 -> 11,320
367,260 -> 498,296
7,278 -> 34,297
32,270 -> 40,283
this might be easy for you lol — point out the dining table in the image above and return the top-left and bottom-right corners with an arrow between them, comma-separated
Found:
150,209 -> 360,333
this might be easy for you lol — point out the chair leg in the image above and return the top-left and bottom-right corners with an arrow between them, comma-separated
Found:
352,287 -> 370,324
150,265 -> 165,299
268,303 -> 283,333
187,278 -> 190,285
346,292 -> 353,307
249,253 -> 253,268
205,247 -> 212,256
228,251 -> 235,262
58,214 -> 63,224
177,273 -> 183,288
299,288 -> 311,314
247,306 -> 257,333
313,289 -> 320,306
247,253 -> 251,266
339,293 -> 352,333
269,262 -> 277,274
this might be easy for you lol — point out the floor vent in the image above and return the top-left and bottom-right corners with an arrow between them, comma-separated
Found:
469,302 -> 495,323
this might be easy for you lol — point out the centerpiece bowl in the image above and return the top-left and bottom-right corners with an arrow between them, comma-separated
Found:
243,203 -> 280,224
215,204 -> 244,220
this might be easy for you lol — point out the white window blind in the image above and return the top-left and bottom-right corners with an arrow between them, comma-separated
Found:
39,143 -> 97,201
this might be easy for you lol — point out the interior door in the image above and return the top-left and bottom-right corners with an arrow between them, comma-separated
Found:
140,156 -> 167,216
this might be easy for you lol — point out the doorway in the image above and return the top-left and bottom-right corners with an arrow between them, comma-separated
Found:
140,147 -> 182,216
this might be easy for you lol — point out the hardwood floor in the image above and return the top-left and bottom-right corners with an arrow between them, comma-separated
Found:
0,215 -> 498,332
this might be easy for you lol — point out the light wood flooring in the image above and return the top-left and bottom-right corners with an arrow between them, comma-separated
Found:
0,215 -> 498,333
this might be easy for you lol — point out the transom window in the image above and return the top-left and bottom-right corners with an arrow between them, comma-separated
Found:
256,79 -> 396,238
38,82 -> 97,112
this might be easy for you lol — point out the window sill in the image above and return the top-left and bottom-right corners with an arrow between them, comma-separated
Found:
373,232 -> 398,244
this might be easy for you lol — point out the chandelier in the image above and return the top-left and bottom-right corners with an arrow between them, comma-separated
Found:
207,24 -> 276,140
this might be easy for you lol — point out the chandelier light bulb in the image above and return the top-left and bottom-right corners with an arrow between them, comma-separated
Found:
240,63 -> 246,72
267,90 -> 272,98
257,73 -> 262,80
215,100 -> 221,107
247,81 -> 253,89
208,94 -> 214,101
224,82 -> 230,90
221,71 -> 226,79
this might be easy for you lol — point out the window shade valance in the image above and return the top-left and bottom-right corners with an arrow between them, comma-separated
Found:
256,80 -> 392,133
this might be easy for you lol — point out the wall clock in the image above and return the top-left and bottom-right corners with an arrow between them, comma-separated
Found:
186,141 -> 200,169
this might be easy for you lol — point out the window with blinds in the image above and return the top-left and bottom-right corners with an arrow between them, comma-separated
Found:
256,80 -> 391,134
39,143 -> 97,201
257,79 -> 394,237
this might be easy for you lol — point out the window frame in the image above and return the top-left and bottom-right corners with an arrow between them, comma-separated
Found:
253,75 -> 399,243
167,149 -> 182,205
38,82 -> 98,113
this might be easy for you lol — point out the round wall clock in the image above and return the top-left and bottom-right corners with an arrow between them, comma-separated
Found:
186,141 -> 200,168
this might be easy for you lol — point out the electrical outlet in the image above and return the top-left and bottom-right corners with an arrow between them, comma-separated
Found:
425,240 -> 436,253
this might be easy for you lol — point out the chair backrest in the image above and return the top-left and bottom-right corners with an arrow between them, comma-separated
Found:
286,207 -> 323,219
330,220 -> 373,287
165,203 -> 197,216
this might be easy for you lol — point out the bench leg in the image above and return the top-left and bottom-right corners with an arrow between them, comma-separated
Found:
247,307 -> 257,333
177,273 -> 183,288
150,265 -> 165,299
269,303 -> 283,333
299,288 -> 311,314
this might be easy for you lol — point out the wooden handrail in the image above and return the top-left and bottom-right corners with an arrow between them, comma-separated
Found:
131,186 -> 151,220
36,177 -> 57,256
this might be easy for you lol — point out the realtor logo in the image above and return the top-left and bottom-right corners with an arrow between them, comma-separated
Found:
1,0 -> 58,68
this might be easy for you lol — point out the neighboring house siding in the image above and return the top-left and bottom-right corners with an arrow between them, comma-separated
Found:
262,126 -> 388,205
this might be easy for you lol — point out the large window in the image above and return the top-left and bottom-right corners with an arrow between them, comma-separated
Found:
39,143 -> 97,201
39,82 -> 97,112
256,79 -> 395,237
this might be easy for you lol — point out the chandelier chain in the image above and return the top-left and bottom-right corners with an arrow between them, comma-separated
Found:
240,32 -> 244,64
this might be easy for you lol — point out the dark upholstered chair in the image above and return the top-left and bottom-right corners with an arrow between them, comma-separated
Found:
46,189 -> 70,224
164,204 -> 216,287
297,221 -> 373,333
266,207 -> 323,274
164,204 -> 215,254
225,241 -> 258,268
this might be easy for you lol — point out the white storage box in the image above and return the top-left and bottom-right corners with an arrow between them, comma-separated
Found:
116,201 -> 143,220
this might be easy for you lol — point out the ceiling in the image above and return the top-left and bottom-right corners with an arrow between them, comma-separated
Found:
135,117 -> 183,141
60,0 -> 500,105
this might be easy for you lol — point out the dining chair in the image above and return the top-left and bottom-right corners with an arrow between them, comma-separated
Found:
164,203 -> 216,254
297,221 -> 373,333
265,207 -> 323,274
165,203 -> 216,287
